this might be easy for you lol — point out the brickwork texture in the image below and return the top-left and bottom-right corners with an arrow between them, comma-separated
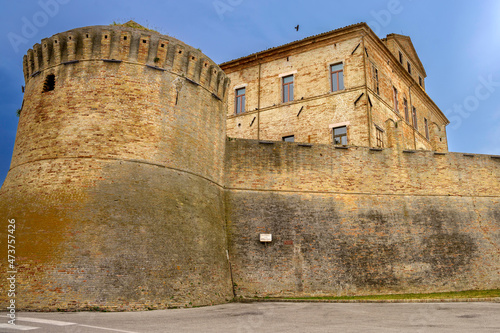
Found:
0,22 -> 498,311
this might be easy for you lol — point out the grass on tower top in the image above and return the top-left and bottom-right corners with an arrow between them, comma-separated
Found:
110,20 -> 160,33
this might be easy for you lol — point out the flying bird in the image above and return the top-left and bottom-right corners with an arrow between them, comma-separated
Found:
295,25 -> 299,31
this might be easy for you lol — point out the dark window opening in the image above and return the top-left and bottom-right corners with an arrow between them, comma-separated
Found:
43,74 -> 55,92
331,63 -> 344,92
235,87 -> 246,114
372,65 -> 379,95
282,135 -> 295,142
399,51 -> 403,64
333,126 -> 347,145
86,34 -> 89,38
124,36 -> 127,40
424,118 -> 429,140
419,76 -> 423,86
160,43 -> 164,48
393,87 -> 399,113
282,75 -> 294,103
376,127 -> 384,148
407,61 -> 411,74
404,98 -> 409,122
104,35 -> 108,39
143,40 -> 147,43
412,107 -> 418,129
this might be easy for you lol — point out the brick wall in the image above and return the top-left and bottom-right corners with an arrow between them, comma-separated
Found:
225,139 -> 500,297
222,23 -> 449,152
0,25 -> 233,310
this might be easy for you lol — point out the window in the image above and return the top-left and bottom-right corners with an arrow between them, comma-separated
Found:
393,87 -> 399,113
42,74 -> 55,92
376,126 -> 384,148
407,61 -> 411,74
424,118 -> 429,140
419,76 -> 423,87
330,63 -> 344,92
282,75 -> 294,102
412,107 -> 418,129
333,126 -> 347,145
404,98 -> 409,122
282,135 -> 295,142
399,51 -> 403,64
235,87 -> 246,114
372,65 -> 379,95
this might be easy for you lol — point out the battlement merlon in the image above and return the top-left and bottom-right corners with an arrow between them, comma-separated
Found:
21,24 -> 230,100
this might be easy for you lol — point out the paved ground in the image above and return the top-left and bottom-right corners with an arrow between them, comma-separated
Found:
1,302 -> 499,332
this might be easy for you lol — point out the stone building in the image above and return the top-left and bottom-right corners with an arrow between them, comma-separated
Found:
221,23 -> 449,152
0,22 -> 498,311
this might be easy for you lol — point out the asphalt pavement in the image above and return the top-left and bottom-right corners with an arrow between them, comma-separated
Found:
1,301 -> 499,332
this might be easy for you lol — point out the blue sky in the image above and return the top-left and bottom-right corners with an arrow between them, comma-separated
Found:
1,0 -> 499,185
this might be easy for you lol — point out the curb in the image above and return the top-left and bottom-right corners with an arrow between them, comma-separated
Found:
237,297 -> 500,304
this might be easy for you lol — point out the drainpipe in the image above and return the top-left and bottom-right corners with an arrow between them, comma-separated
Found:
408,82 -> 416,149
257,61 -> 261,140
362,35 -> 372,147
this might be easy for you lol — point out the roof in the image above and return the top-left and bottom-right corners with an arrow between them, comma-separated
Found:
220,22 -> 367,67
384,34 -> 427,77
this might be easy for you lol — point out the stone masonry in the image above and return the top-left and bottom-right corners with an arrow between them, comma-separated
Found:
0,22 -> 498,311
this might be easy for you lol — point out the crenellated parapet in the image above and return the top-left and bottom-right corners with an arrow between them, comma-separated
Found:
22,24 -> 229,100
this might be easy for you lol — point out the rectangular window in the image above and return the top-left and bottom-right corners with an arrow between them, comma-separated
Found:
412,107 -> 418,130
282,135 -> 295,142
330,63 -> 344,92
404,98 -> 409,122
424,118 -> 429,140
407,61 -> 412,74
376,127 -> 384,148
399,51 -> 403,64
393,87 -> 399,113
372,65 -> 379,95
333,126 -> 347,145
282,75 -> 294,102
419,76 -> 423,86
235,87 -> 246,114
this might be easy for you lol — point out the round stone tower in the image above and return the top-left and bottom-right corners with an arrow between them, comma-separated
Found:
0,22 -> 232,310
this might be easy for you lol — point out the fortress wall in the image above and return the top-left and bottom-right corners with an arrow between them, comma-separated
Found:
0,26 -> 233,310
225,139 -> 500,297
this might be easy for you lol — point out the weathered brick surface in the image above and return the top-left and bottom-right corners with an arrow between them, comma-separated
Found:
225,139 -> 500,297
0,24 -> 232,310
0,22 -> 498,311
221,23 -> 448,151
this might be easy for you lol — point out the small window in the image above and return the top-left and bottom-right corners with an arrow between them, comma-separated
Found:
372,64 -> 379,95
399,51 -> 403,64
412,107 -> 418,130
282,135 -> 295,142
407,61 -> 411,74
282,75 -> 294,103
393,87 -> 399,113
404,98 -> 409,122
424,118 -> 429,140
235,87 -> 245,114
333,126 -> 347,145
376,127 -> 384,148
42,74 -> 55,92
330,63 -> 344,92
419,76 -> 423,87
